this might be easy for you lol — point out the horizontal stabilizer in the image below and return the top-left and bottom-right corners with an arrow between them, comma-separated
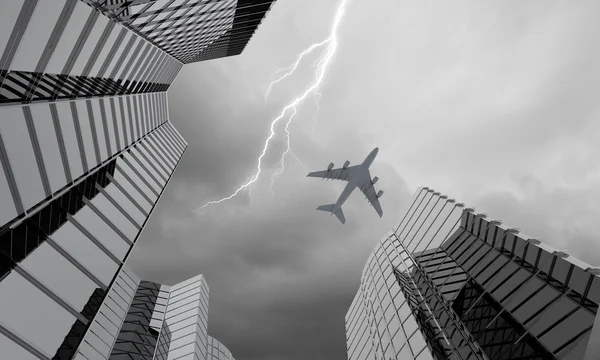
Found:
316,204 -> 346,224
316,204 -> 335,212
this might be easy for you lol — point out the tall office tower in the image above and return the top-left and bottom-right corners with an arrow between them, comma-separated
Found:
0,1 -> 187,359
346,187 -> 600,360
1,0 -> 273,358
160,274 -> 211,360
79,272 -> 233,360
0,0 -> 183,105
0,99 -> 187,359
81,0 -> 277,63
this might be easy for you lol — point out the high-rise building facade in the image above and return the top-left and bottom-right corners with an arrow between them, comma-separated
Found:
346,187 -> 600,360
1,0 -> 275,358
0,89 -> 186,358
0,0 -> 183,105
98,272 -> 234,360
159,274 -> 211,360
82,0 -> 277,63
57,270 -> 231,360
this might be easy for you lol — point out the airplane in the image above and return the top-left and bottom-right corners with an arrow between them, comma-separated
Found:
307,147 -> 383,224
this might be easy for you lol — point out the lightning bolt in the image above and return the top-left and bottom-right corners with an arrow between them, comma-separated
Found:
240,183 -> 254,218
312,51 -> 328,133
312,90 -> 322,134
267,25 -> 332,197
195,0 -> 348,211
268,106 -> 298,198
264,40 -> 329,102
290,151 -> 307,172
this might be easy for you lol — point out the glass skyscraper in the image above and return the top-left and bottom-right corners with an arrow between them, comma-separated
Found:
0,0 -> 275,358
81,0 -> 276,63
0,93 -> 186,358
59,271 -> 231,360
346,187 -> 600,360
0,0 -> 182,105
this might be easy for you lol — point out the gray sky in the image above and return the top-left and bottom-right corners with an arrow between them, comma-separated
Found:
127,1 -> 600,359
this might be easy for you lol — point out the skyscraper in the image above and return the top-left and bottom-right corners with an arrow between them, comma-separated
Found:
346,187 -> 600,360
81,0 -> 277,63
0,89 -> 186,358
0,0 -> 182,105
59,270 -> 232,360
0,0 -> 275,358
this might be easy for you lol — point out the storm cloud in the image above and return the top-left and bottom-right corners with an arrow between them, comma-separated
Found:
127,1 -> 600,359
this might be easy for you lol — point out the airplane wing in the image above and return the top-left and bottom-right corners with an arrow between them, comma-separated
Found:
358,178 -> 383,217
306,165 -> 359,182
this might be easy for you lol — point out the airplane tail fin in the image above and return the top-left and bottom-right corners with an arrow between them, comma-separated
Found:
316,204 -> 346,224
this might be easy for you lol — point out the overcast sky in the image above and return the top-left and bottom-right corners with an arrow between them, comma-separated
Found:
127,1 -> 600,359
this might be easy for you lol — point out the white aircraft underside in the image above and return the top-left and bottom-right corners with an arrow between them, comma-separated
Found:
307,147 -> 384,224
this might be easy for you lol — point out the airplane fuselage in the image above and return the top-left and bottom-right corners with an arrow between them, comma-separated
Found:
332,147 -> 379,214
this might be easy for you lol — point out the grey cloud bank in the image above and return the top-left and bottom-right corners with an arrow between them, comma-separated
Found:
127,1 -> 600,359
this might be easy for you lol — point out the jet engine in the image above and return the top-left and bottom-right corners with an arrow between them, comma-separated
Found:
327,162 -> 334,170
377,190 -> 384,198
343,160 -> 350,168
371,176 -> 379,184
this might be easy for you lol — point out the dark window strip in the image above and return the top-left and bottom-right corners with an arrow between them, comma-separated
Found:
0,159 -> 117,280
393,267 -> 487,360
53,287 -> 107,360
0,70 -> 170,105
110,281 -> 162,359
452,280 -> 554,360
